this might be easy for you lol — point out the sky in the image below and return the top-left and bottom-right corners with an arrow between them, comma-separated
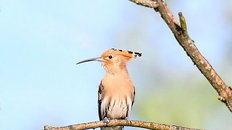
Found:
0,0 -> 231,130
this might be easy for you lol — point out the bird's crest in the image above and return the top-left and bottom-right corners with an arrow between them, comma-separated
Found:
101,48 -> 142,59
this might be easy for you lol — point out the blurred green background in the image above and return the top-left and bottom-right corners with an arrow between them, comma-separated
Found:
0,0 -> 232,130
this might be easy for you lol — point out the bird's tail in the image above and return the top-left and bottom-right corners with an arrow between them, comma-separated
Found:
100,126 -> 123,130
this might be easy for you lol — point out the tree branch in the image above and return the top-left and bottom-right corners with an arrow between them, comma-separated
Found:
130,0 -> 159,8
129,0 -> 232,112
44,119 -> 202,130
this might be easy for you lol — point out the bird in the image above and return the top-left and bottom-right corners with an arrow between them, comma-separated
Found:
77,48 -> 142,130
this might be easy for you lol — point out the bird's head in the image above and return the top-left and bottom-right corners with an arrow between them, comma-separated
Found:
77,48 -> 142,73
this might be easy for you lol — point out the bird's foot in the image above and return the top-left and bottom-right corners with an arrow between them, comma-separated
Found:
103,117 -> 110,124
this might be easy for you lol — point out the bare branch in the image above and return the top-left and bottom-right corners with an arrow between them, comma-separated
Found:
130,0 -> 232,112
44,120 -> 202,130
129,0 -> 159,8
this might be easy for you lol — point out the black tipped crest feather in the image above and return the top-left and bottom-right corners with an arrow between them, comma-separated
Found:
110,48 -> 142,57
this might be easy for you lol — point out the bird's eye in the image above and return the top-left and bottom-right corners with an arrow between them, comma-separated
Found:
108,55 -> 113,59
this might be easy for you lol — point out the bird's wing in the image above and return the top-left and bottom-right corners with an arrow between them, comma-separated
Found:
98,81 -> 104,120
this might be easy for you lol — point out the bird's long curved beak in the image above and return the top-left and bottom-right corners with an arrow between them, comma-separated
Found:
76,57 -> 102,65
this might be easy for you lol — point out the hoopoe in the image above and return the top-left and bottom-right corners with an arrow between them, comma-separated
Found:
77,48 -> 142,130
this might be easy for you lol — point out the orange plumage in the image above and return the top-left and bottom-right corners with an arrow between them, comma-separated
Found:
77,48 -> 141,130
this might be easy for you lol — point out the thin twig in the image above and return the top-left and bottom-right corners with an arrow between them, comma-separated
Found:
130,0 -> 232,112
44,119 -> 202,130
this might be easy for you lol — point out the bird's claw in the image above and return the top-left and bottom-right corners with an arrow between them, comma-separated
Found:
103,117 -> 110,124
